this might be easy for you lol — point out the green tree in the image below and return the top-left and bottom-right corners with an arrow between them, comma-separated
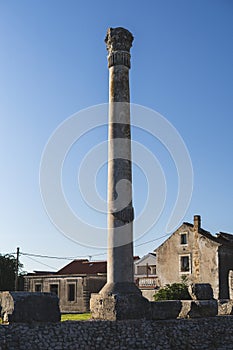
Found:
154,277 -> 191,301
0,254 -> 23,291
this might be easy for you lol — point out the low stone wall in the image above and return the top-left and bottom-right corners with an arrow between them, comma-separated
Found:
1,317 -> 233,349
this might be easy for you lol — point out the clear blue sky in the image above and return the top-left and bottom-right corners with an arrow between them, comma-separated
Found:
1,0 -> 232,272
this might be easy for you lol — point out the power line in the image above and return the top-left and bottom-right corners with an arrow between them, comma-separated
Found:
23,255 -> 57,271
20,252 -> 107,260
8,233 -> 169,266
19,233 -> 170,260
135,233 -> 170,247
20,252 -> 79,260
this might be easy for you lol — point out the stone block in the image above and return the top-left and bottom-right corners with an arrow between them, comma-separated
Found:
150,300 -> 182,320
229,270 -> 233,300
188,283 -> 213,300
90,293 -> 150,320
218,299 -> 233,315
179,300 -> 218,318
0,292 -> 60,323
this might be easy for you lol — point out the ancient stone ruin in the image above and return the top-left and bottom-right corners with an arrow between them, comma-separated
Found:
90,27 -> 150,320
0,291 -> 60,323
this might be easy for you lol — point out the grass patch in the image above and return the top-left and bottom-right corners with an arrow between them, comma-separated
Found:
0,314 -> 91,323
61,313 -> 91,321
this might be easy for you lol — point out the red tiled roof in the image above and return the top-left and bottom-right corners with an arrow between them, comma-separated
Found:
56,259 -> 107,275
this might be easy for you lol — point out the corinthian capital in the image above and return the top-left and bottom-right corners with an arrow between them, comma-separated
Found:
105,27 -> 134,68
105,27 -> 134,53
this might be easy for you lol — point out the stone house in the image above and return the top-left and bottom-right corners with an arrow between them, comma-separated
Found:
134,253 -> 159,301
24,259 -> 107,313
155,215 -> 233,299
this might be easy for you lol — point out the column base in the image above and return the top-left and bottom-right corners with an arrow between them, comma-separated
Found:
90,283 -> 150,320
100,281 -> 142,296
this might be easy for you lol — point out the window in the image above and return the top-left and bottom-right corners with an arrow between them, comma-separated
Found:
150,266 -> 156,275
50,284 -> 59,295
180,233 -> 187,245
35,284 -> 42,292
180,255 -> 191,273
67,284 -> 75,301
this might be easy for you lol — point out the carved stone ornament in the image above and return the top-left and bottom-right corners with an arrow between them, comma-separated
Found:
112,205 -> 134,223
105,27 -> 134,68
105,27 -> 134,53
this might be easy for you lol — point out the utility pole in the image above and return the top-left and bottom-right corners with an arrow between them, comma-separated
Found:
15,247 -> 20,291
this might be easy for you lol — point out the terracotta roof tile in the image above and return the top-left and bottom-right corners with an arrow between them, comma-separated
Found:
56,259 -> 107,275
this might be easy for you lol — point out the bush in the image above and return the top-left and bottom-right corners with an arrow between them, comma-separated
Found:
154,277 -> 191,301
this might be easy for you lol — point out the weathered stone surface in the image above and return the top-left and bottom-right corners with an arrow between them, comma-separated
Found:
105,27 -> 135,294
90,293 -> 150,320
218,299 -> 233,315
155,216 -> 233,300
188,283 -> 214,300
150,300 -> 182,320
105,27 -> 133,68
105,27 -> 133,54
229,270 -> 233,299
179,299 -> 218,318
92,27 -> 149,320
0,292 -> 60,323
141,289 -> 157,301
1,317 -> 233,349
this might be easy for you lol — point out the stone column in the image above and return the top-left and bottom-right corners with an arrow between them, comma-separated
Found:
101,27 -> 139,295
90,28 -> 150,320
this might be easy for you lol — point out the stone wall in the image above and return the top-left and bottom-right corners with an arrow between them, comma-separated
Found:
1,317 -> 233,349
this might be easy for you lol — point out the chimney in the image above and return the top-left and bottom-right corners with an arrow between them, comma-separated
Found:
194,215 -> 201,231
